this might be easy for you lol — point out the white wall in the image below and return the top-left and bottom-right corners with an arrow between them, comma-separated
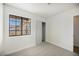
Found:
46,7 -> 79,52
3,4 -> 45,55
0,3 -> 3,54
36,20 -> 42,45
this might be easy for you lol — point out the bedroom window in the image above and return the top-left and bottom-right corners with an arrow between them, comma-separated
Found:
9,15 -> 31,36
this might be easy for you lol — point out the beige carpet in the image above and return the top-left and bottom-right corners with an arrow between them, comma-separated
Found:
6,42 -> 78,56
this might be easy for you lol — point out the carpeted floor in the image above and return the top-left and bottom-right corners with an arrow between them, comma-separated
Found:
6,42 -> 78,56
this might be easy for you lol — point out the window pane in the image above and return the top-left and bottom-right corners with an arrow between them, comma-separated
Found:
9,18 -> 15,28
9,30 -> 15,36
16,21 -> 21,26
9,24 -> 15,30
26,23 -> 31,30
16,30 -> 21,35
10,18 -> 16,22
22,18 -> 31,35
9,15 -> 16,36
22,30 -> 26,35
16,25 -> 21,30
22,19 -> 27,31
16,18 -> 21,26
27,30 -> 31,35
16,19 -> 21,31
9,21 -> 15,26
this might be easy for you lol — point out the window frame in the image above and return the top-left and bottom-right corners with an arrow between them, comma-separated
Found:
9,14 -> 31,37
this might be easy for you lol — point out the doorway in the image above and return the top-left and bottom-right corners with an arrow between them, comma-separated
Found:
42,22 -> 46,42
74,16 -> 79,54
36,21 -> 46,45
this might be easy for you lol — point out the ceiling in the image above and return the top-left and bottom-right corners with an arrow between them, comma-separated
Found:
6,3 -> 79,17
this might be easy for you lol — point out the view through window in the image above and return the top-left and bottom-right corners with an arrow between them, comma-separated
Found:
9,15 -> 31,36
